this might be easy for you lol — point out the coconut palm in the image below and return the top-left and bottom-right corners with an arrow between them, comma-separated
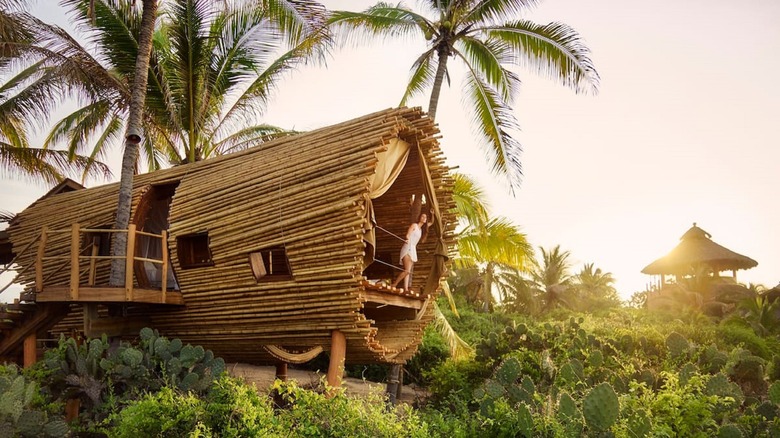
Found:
328,0 -> 599,189
0,5 -> 111,183
524,244 -> 574,310
572,262 -> 620,311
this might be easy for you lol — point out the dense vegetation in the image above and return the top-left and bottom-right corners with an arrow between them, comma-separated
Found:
2,296 -> 780,437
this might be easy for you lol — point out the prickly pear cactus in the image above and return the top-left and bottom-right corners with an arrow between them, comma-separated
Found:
557,391 -> 583,433
516,402 -> 534,438
0,365 -> 68,437
770,380 -> 780,405
583,382 -> 619,432
495,357 -> 522,386
665,332 -> 690,359
705,373 -> 744,407
679,363 -> 697,387
588,350 -> 604,368
717,423 -> 743,438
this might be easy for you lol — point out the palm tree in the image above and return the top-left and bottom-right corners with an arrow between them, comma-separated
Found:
328,0 -> 599,189
449,174 -> 533,311
571,262 -> 620,311
0,4 -> 111,184
525,244 -> 573,310
3,0 -> 328,283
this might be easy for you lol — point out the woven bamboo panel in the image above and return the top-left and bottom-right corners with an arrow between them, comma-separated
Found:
8,107 -> 455,365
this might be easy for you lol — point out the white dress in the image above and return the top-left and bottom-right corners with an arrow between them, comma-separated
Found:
399,224 -> 422,263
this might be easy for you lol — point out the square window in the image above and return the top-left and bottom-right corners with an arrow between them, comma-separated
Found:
249,246 -> 291,281
177,233 -> 213,268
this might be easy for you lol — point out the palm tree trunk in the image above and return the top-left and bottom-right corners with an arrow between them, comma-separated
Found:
109,0 -> 158,286
427,47 -> 449,120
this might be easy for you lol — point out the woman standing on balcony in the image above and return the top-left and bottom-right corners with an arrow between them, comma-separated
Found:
391,211 -> 433,291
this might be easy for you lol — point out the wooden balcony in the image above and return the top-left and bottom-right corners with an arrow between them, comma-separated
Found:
34,223 -> 183,306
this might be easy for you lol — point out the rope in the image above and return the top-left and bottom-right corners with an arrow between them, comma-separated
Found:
372,258 -> 404,272
376,225 -> 405,242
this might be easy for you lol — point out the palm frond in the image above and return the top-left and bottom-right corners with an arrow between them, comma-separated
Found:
327,4 -> 428,45
262,0 -> 328,46
431,302 -> 473,360
399,49 -> 436,106
215,124 -> 297,155
460,64 -> 522,191
486,20 -> 599,94
458,35 -> 520,102
461,0 -> 538,27
452,172 -> 489,229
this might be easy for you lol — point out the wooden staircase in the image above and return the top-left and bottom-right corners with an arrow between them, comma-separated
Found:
0,293 -> 69,364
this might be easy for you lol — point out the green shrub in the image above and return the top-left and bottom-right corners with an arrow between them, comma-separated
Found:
273,380 -> 429,437
717,323 -> 773,359
0,364 -> 68,437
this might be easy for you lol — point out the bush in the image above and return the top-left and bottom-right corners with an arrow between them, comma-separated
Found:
273,380 -> 430,437
717,323 -> 773,359
111,376 -> 279,437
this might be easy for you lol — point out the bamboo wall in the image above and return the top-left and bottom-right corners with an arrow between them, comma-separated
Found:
7,107 -> 455,365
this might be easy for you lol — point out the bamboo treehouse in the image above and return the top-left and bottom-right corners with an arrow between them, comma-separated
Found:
0,107 -> 456,384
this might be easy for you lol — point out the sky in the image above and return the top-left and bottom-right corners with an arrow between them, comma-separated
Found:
2,0 -> 780,302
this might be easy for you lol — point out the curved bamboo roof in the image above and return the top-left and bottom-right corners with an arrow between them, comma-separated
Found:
7,107 -> 456,365
641,223 -> 758,275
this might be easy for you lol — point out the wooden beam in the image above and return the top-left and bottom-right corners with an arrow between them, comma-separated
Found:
275,362 -> 288,381
0,304 -> 69,359
326,329 -> 346,393
362,290 -> 423,309
161,230 -> 168,302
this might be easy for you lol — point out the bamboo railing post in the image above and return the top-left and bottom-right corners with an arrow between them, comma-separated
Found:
88,239 -> 99,286
161,230 -> 168,302
70,223 -> 80,300
125,225 -> 136,301
35,227 -> 48,292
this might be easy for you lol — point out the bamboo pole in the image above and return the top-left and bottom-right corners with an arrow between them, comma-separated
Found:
35,226 -> 48,292
125,224 -> 136,301
161,230 -> 168,302
69,223 -> 80,300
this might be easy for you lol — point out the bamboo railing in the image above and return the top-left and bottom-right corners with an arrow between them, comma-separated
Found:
34,223 -> 170,303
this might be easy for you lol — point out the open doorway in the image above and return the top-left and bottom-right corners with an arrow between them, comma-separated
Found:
133,182 -> 180,290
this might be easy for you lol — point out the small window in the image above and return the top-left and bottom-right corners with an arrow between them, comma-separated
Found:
177,233 -> 214,269
249,246 -> 291,281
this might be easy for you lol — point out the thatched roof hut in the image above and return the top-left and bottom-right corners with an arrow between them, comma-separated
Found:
642,223 -> 757,277
2,107 -> 456,370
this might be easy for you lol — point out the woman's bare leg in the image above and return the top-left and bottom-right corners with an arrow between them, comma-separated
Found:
392,255 -> 413,289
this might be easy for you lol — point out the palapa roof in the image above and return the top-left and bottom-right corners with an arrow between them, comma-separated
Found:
641,223 -> 758,275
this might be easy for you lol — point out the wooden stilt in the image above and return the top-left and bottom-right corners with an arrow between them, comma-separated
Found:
275,361 -> 288,381
326,329 -> 346,393
65,399 -> 79,422
386,364 -> 401,405
23,333 -> 36,368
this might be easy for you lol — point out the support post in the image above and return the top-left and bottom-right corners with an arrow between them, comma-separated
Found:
70,223 -> 80,300
23,333 -> 36,368
275,361 -> 288,381
386,364 -> 401,405
88,238 -> 99,286
326,330 -> 346,394
35,227 -> 48,292
125,224 -> 136,301
160,230 -> 168,302
83,304 -> 98,338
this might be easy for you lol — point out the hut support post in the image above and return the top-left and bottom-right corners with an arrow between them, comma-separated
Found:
23,333 -> 36,367
326,330 -> 346,394
386,364 -> 401,405
275,362 -> 288,381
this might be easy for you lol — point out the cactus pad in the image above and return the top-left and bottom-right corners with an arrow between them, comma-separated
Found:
583,382 -> 619,432
665,332 -> 689,359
